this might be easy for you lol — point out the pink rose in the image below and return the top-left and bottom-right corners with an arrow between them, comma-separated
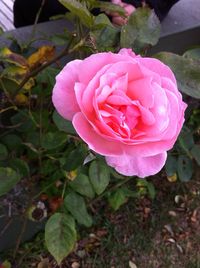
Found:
52,49 -> 187,178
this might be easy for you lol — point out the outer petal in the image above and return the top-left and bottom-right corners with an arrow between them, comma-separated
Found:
106,152 -> 167,178
137,57 -> 177,85
52,60 -> 82,120
78,52 -> 137,84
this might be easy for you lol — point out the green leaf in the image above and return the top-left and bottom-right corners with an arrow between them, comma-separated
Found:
11,111 -> 36,132
178,126 -> 195,154
91,25 -> 120,51
36,67 -> 59,94
69,173 -> 95,199
64,192 -> 93,227
146,181 -> 156,199
58,0 -> 93,27
25,131 -> 40,147
41,132 -> 67,150
41,159 -> 58,176
183,47 -> 200,61
191,145 -> 200,166
1,134 -> 22,151
154,52 -> 200,99
165,155 -> 177,176
50,32 -> 71,46
62,146 -> 87,171
93,1 -> 126,16
120,7 -> 161,53
9,158 -> 30,177
89,160 -> 110,195
53,111 -> 76,134
108,188 -> 127,211
0,167 -> 21,196
178,155 -> 193,182
0,143 -> 8,160
93,13 -> 113,29
45,213 -> 77,264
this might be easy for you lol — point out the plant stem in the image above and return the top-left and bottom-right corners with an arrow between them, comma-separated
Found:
61,180 -> 67,199
0,105 -> 17,114
30,0 -> 46,42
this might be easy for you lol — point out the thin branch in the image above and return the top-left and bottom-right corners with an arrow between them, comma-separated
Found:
30,0 -> 46,41
17,37 -> 85,91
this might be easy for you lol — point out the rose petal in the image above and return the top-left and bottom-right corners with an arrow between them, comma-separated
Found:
78,51 -> 138,84
52,60 -> 81,120
128,77 -> 154,108
119,48 -> 136,58
137,57 -> 177,85
106,152 -> 167,177
72,112 -> 123,156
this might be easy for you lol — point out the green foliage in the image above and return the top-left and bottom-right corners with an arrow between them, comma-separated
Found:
64,192 -> 93,227
93,1 -> 125,16
91,14 -> 120,51
136,179 -> 156,199
41,132 -> 68,150
165,155 -> 177,177
9,158 -> 30,177
183,47 -> 200,61
108,187 -> 128,211
0,167 -> 21,196
0,143 -> 8,160
45,213 -> 77,264
53,110 -> 76,134
178,126 -> 195,154
120,7 -> 161,54
62,146 -> 88,171
1,134 -> 22,151
191,145 -> 200,166
155,52 -> 200,99
89,160 -> 110,195
69,173 -> 95,199
177,155 -> 193,182
58,0 -> 94,27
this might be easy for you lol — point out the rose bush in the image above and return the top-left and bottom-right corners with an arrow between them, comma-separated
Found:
52,48 -> 187,178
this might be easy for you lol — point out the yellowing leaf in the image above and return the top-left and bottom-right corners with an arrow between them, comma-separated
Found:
2,260 -> 11,268
28,46 -> 55,69
22,78 -> 35,90
167,173 -> 177,182
67,170 -> 77,181
0,47 -> 28,68
0,47 -> 11,56
2,66 -> 35,90
15,93 -> 29,105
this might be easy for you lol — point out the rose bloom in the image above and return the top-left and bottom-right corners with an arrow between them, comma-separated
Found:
52,49 -> 187,178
